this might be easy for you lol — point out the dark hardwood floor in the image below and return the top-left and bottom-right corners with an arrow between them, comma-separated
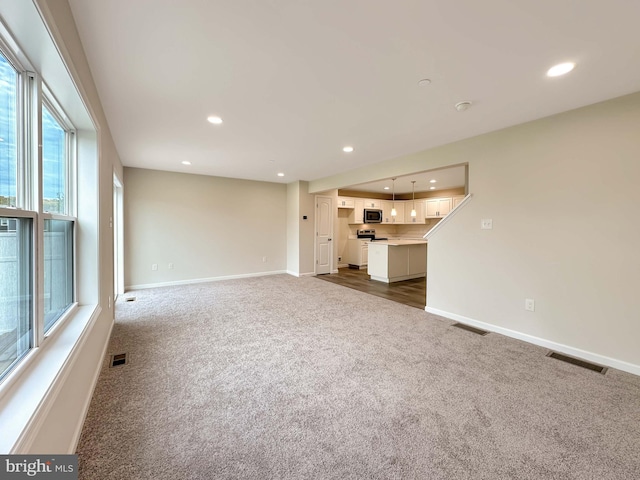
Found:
315,267 -> 426,309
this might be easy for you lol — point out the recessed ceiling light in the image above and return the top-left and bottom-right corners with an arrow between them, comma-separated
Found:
455,101 -> 472,112
430,186 -> 436,190
429,179 -> 436,183
547,62 -> 575,77
383,186 -> 390,190
277,173 -> 285,177
342,146 -> 354,153
207,116 -> 223,124
418,78 -> 431,87
181,161 -> 191,165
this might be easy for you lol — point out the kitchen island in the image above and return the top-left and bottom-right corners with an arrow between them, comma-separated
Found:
367,239 -> 427,283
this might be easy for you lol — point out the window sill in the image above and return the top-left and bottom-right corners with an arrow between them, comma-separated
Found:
0,304 -> 101,453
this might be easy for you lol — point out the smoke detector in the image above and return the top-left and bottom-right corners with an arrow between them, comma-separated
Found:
455,101 -> 472,112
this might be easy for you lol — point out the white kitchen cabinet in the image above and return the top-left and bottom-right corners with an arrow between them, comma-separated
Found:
347,239 -> 369,268
452,195 -> 465,209
382,201 -> 405,224
368,241 -> 427,283
381,200 -> 393,224
348,199 -> 365,223
363,199 -> 381,209
403,200 -> 425,224
337,196 -> 355,208
425,198 -> 452,218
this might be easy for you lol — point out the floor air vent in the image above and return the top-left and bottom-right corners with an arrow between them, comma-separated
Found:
452,323 -> 489,336
124,297 -> 136,302
546,351 -> 607,374
109,353 -> 128,368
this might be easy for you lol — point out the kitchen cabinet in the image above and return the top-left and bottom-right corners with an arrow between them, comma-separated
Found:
363,199 -> 381,209
367,240 -> 427,283
425,198 -> 452,218
403,200 -> 425,224
381,200 -> 393,224
452,195 -> 465,209
348,199 -> 364,223
337,196 -> 355,208
382,200 -> 408,225
347,239 -> 369,269
382,200 -> 406,224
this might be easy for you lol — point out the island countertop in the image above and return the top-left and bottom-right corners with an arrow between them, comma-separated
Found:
367,239 -> 427,246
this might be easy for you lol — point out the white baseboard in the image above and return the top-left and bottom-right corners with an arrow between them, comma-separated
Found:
286,271 -> 316,277
126,270 -> 287,291
425,306 -> 640,377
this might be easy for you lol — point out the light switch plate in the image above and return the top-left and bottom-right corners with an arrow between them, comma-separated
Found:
481,219 -> 493,229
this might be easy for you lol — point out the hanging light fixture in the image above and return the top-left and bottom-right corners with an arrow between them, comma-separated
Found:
391,178 -> 397,217
410,180 -> 416,217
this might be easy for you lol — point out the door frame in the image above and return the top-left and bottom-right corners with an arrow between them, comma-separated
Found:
113,172 -> 124,299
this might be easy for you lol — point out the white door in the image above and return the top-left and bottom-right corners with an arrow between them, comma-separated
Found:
315,195 -> 333,274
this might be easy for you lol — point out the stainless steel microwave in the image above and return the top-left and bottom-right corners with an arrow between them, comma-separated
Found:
364,209 -> 383,223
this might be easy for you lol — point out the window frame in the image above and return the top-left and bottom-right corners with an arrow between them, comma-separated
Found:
0,37 -> 78,380
40,92 -> 78,338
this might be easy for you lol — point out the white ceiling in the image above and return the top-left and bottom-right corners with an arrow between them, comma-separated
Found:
68,0 -> 640,186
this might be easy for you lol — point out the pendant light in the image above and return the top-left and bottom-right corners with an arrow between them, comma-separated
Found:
391,178 -> 397,217
410,180 -> 416,217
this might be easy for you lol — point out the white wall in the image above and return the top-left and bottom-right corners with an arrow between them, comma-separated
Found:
298,182 -> 316,275
124,168 -> 287,288
286,182 -> 301,274
310,92 -> 640,373
427,93 -> 640,371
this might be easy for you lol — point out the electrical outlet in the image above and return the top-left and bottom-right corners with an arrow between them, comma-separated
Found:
152,263 -> 158,271
481,219 -> 493,230
168,263 -> 174,270
525,298 -> 535,312
338,256 -> 342,262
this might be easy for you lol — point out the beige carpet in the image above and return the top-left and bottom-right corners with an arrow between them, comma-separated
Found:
76,275 -> 640,479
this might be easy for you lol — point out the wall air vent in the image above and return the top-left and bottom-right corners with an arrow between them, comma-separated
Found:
109,353 -> 128,368
546,351 -> 607,374
452,323 -> 489,336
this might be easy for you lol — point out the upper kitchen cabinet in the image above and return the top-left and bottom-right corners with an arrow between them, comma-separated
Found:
452,195 -> 466,209
337,196 -> 355,208
425,198 -> 452,218
404,200 -> 425,224
363,199 -> 381,209
348,198 -> 365,223
381,200 -> 393,224
389,201 -> 405,224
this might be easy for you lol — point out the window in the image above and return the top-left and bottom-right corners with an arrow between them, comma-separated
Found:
0,44 -> 77,379
0,217 -> 33,376
43,219 -> 73,331
0,52 -> 17,207
42,99 -> 75,332
42,105 -> 68,214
